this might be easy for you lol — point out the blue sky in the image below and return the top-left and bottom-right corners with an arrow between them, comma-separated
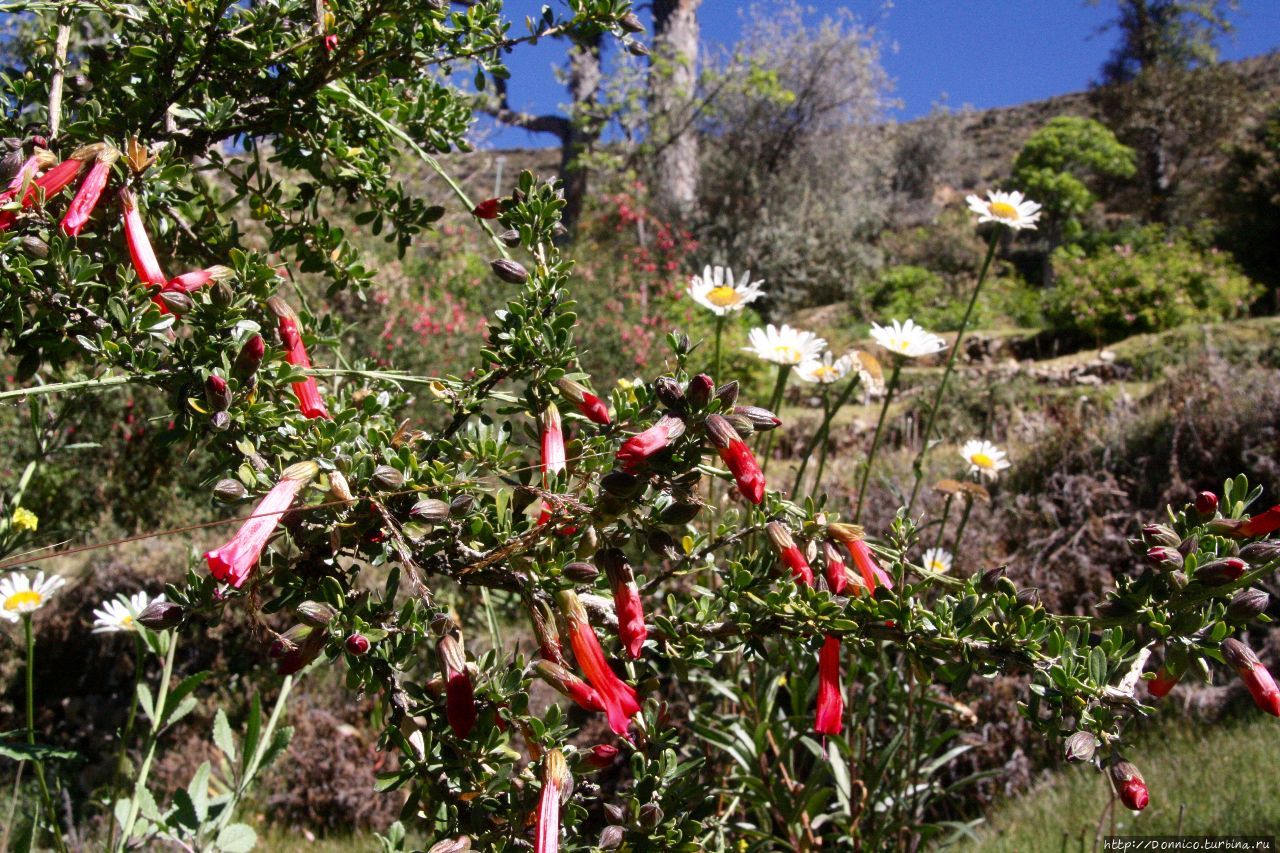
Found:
482,0 -> 1280,148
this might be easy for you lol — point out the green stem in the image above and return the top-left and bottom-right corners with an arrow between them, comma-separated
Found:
480,587 -> 503,654
854,359 -> 903,523
713,315 -> 725,383
951,497 -> 976,562
115,633 -> 178,852
0,373 -> 133,402
931,495 -> 955,552
106,634 -> 145,852
905,230 -> 1000,514
792,374 -> 862,498
25,615 -> 67,853
213,675 -> 295,834
757,365 -> 791,475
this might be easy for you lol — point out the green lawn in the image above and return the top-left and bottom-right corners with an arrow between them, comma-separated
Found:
958,715 -> 1280,851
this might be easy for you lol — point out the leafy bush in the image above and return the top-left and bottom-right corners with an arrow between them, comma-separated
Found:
1043,226 -> 1259,342
868,265 -> 1042,332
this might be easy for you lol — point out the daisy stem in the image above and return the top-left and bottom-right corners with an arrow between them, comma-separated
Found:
105,634 -> 144,853
854,359 -> 902,524
951,496 -> 976,562
713,315 -> 725,383
116,632 -> 178,853
757,364 -> 791,475
932,494 -> 954,552
25,614 -> 67,853
794,375 -> 862,497
905,229 -> 1000,515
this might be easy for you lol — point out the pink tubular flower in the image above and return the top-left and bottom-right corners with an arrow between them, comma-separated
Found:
0,149 -> 57,229
119,187 -> 167,291
538,403 -> 566,526
165,264 -> 233,294
584,743 -> 619,770
534,660 -> 606,713
1222,638 -> 1280,717
268,297 -> 331,419
847,538 -> 894,593
1,148 -> 93,230
705,414 -> 764,504
60,146 -> 119,236
534,749 -> 570,853
616,415 -> 685,470
437,632 -> 477,738
557,590 -> 641,737
598,548 -> 647,659
822,540 -> 852,595
815,635 -> 844,735
766,521 -> 814,587
204,461 -> 317,588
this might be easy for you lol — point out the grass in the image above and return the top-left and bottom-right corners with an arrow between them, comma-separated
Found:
956,714 -> 1280,851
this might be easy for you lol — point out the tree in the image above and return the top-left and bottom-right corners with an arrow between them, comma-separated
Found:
1090,0 -> 1244,222
648,0 -> 702,218
1217,102 -> 1280,302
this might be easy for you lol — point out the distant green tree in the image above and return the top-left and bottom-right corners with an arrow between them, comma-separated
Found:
1013,116 -> 1136,245
1095,0 -> 1236,84
1217,103 -> 1280,302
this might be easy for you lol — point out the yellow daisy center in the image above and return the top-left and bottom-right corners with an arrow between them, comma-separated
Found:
930,560 -> 947,572
4,591 -> 42,611
773,345 -> 801,363
707,286 -> 741,308
989,201 -> 1019,220
812,365 -> 838,380
121,614 -> 134,627
970,452 -> 995,469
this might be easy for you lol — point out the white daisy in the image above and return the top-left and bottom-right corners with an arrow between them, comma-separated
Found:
966,189 -> 1042,231
869,319 -> 947,360
688,265 -> 765,316
745,324 -> 826,366
92,591 -> 165,634
920,548 -> 953,575
960,439 -> 1010,481
796,351 -> 855,384
0,571 -> 66,621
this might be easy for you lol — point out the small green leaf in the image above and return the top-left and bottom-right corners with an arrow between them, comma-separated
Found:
215,823 -> 258,853
213,709 -> 236,763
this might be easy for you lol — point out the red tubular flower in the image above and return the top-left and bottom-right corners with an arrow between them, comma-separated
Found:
1110,761 -> 1149,811
322,33 -> 339,53
705,414 -> 765,504
60,146 -> 118,236
815,635 -> 844,735
616,415 -> 685,470
557,590 -> 641,737
0,148 -> 91,230
437,632 -> 477,738
847,538 -> 894,592
1146,654 -> 1186,698
534,749 -> 570,853
119,187 -> 168,293
1222,638 -> 1280,717
165,264 -> 233,293
822,539 -> 853,595
538,403 -> 567,526
2,149 -> 56,198
471,197 -> 501,219
584,743 -> 619,770
534,660 -> 605,713
766,521 -> 814,587
555,377 -> 611,425
598,548 -> 647,659
204,461 -> 317,587
1235,504 -> 1280,538
268,297 -> 331,419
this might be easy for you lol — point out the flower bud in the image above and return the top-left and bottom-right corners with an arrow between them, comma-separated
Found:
21,235 -> 49,258
1195,490 -> 1219,515
599,826 -> 624,850
725,414 -> 755,439
653,376 -> 684,409
371,465 -> 404,491
526,597 -> 564,664
687,374 -> 713,409
345,633 -> 370,656
1015,587 -> 1041,608
211,279 -> 234,308
733,405 -> 781,431
136,600 -> 184,630
1167,570 -> 1189,590
604,803 -> 625,825
1239,541 -> 1280,565
638,803 -> 663,829
1064,731 -> 1097,763
1227,588 -> 1269,622
646,529 -> 681,561
714,381 -> 739,408
209,411 -> 230,431
1142,524 -> 1180,549
1146,546 -> 1183,570
158,290 -> 194,315
600,471 -> 643,499
410,498 -> 450,523
979,566 -> 1006,593
627,40 -> 650,57
490,258 -> 528,284
1110,760 -> 1149,811
205,375 -> 232,412
563,561 -> 599,582
584,743 -> 619,769
233,334 -> 265,380
213,478 -> 248,502
297,600 -> 337,627
499,228 -> 521,247
1194,557 -> 1246,586
659,501 -> 700,525
450,494 -> 475,516
619,11 -> 645,32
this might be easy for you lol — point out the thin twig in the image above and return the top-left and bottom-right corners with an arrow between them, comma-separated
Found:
47,10 -> 71,138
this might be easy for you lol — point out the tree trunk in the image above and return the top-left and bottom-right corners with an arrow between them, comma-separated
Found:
650,0 -> 701,219
561,33 -> 603,233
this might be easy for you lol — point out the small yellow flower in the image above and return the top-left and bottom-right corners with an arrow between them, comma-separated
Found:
11,507 -> 38,532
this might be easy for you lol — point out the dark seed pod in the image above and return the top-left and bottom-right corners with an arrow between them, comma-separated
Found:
490,258 -> 528,284
1239,541 -> 1280,564
637,803 -> 663,829
619,11 -> 645,32
563,561 -> 600,582
21,235 -> 49,258
213,478 -> 248,502
604,803 -> 625,825
654,376 -> 684,409
15,349 -> 41,382
659,502 -> 700,526
714,380 -> 740,408
499,229 -> 521,247
671,469 -> 702,488
371,465 -> 404,491
450,493 -> 476,516
726,414 -> 755,439
297,601 -> 337,627
1015,587 -> 1041,608
647,529 -> 681,560
600,471 -> 643,499
136,600 -> 184,630
627,40 -> 650,57
1226,588 -> 1269,622
158,290 -> 194,315
410,498 -> 450,523
599,826 -> 624,850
